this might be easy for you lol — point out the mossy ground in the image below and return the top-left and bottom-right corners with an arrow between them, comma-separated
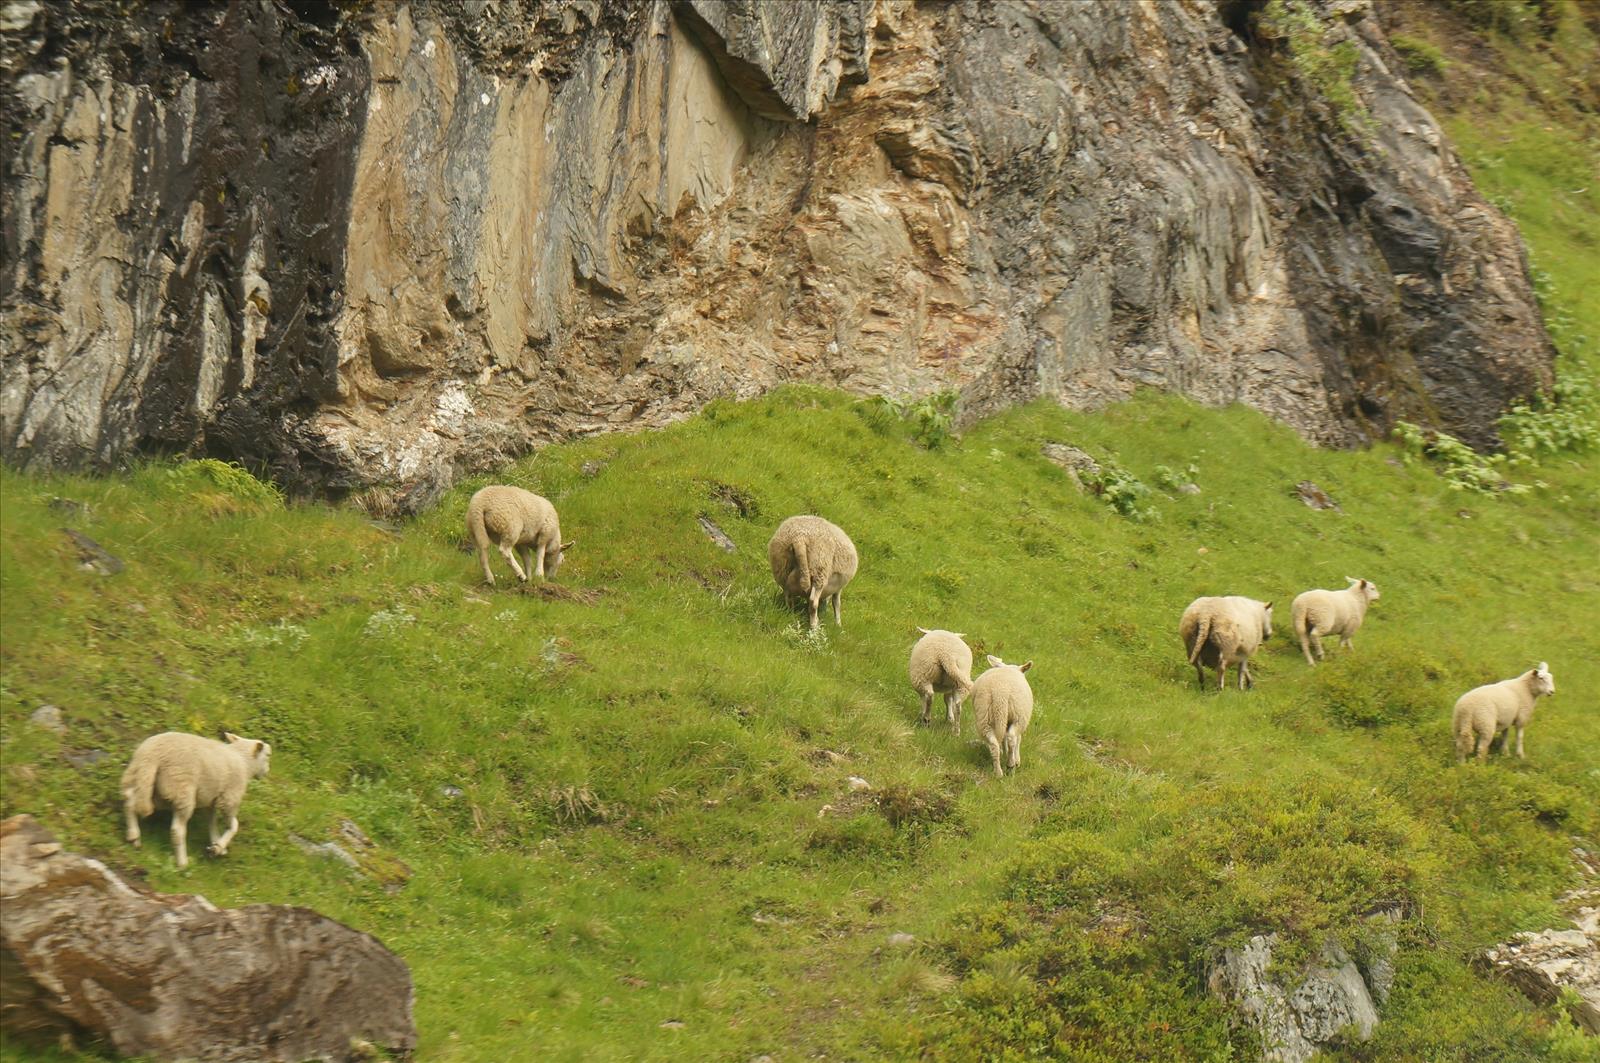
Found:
3,380 -> 1597,1061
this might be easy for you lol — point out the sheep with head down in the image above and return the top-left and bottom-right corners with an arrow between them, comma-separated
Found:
1179,595 -> 1273,691
1292,577 -> 1380,666
466,485 -> 574,587
1452,662 -> 1555,763
971,655 -> 1034,778
767,515 -> 858,632
909,628 -> 974,733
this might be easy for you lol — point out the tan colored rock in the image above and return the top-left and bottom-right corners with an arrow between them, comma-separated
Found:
0,815 -> 416,1061
1483,888 -> 1600,1036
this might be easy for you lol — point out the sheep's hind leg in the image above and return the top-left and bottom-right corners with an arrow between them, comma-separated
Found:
984,733 -> 1004,778
170,800 -> 195,869
1240,661 -> 1253,691
498,543 -> 528,583
806,590 -> 822,633
123,798 -> 141,847
1005,727 -> 1021,772
946,691 -> 962,734
919,689 -> 933,725
1475,732 -> 1492,763
478,546 -> 496,586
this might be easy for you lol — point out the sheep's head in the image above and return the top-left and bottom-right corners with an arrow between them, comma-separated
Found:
985,654 -> 1033,674
1261,601 -> 1274,639
225,732 -> 273,777
1531,662 -> 1555,697
1346,577 -> 1380,602
549,539 -> 576,577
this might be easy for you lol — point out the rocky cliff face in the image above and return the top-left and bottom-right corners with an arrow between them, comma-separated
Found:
0,0 -> 1553,506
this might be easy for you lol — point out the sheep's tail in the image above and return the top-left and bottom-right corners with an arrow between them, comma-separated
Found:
792,536 -> 813,594
1187,614 -> 1212,665
121,758 -> 158,818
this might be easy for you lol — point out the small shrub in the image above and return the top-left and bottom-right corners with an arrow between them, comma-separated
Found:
1260,0 -> 1367,130
877,783 -> 957,831
1151,462 -> 1199,492
166,458 -> 284,512
1393,421 -> 1528,494
1389,34 -> 1448,77
1315,649 -> 1446,729
1081,460 -> 1158,521
852,391 -> 960,448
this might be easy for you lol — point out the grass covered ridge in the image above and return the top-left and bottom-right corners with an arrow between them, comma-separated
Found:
2,385 -> 1597,1061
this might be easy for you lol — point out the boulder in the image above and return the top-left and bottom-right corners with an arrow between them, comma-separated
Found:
1482,889 -> 1600,1035
0,815 -> 416,1061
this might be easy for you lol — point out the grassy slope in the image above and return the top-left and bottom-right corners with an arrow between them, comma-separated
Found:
3,384 -> 1597,1062
5,6 -> 1600,1062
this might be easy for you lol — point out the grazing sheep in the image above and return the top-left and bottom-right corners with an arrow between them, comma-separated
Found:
1292,578 -> 1381,666
1179,596 -> 1274,691
909,628 -> 974,733
767,515 -> 859,632
121,732 -> 272,869
971,655 -> 1035,778
466,485 -> 574,586
1452,662 -> 1556,764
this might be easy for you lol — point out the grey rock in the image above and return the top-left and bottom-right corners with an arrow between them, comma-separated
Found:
61,529 -> 121,575
698,514 -> 737,553
580,459 -> 608,478
27,705 -> 63,734
0,814 -> 416,1061
1178,482 -> 1202,495
47,496 -> 89,518
0,0 -> 1553,504
1295,481 -> 1342,512
1041,443 -> 1102,489
290,834 -> 360,870
1483,888 -> 1600,1035
0,1 -> 41,33
886,932 -> 916,948
61,748 -> 106,770
441,784 -> 465,798
1209,931 -> 1387,1062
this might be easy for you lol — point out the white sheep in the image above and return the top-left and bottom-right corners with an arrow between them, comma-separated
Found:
1179,595 -> 1274,690
971,655 -> 1034,777
121,731 -> 272,868
767,515 -> 859,632
1452,662 -> 1556,763
1292,578 -> 1380,666
466,485 -> 573,586
909,628 -> 974,732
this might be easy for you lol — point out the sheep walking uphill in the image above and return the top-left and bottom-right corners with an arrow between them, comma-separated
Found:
909,628 -> 974,733
1292,578 -> 1380,666
971,655 -> 1035,778
1179,595 -> 1274,690
1453,662 -> 1556,763
467,485 -> 573,586
121,732 -> 272,869
768,515 -> 858,632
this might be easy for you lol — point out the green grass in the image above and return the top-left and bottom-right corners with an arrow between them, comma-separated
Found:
3,384 -> 1597,1061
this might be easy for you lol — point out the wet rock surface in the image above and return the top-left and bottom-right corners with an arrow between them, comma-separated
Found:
2,0 -> 1553,505
0,814 -> 416,1061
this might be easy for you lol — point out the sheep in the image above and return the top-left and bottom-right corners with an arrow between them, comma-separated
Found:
971,655 -> 1034,777
767,515 -> 859,632
909,628 -> 974,733
121,731 -> 272,869
1179,595 -> 1274,691
1452,662 -> 1556,764
1292,578 -> 1380,666
466,485 -> 574,586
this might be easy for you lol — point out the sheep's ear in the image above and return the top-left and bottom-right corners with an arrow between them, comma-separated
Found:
916,627 -> 931,635
1359,579 -> 1369,589
1346,576 -> 1359,584
252,741 -> 265,757
986,654 -> 1004,668
560,539 -> 576,551
1538,661 -> 1549,672
1264,602 -> 1274,611
951,632 -> 966,639
224,732 -> 241,743
1020,660 -> 1034,673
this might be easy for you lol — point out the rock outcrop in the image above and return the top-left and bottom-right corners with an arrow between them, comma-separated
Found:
1,0 -> 1553,507
1208,913 -> 1401,1062
1482,888 -> 1600,1036
0,814 -> 416,1061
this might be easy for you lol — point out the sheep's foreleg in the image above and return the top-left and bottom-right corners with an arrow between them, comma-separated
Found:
209,805 -> 240,856
832,592 -> 843,627
533,543 -> 547,580
124,800 -> 141,847
1513,725 -> 1525,759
